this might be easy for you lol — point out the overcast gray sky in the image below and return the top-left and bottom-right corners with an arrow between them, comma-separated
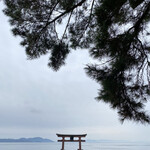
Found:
0,2 -> 150,142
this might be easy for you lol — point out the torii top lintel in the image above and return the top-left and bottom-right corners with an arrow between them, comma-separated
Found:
56,134 -> 87,137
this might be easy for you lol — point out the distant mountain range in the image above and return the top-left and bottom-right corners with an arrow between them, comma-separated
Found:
0,137 -> 53,142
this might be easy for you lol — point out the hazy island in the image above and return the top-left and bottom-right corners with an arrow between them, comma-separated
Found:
0,137 -> 53,142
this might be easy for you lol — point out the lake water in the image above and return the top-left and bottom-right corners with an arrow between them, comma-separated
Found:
0,142 -> 149,150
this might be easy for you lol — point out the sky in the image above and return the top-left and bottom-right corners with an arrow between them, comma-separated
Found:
0,2 -> 150,142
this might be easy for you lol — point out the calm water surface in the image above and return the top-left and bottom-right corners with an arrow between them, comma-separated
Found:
0,142 -> 149,150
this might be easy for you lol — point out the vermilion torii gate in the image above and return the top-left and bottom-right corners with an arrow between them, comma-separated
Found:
56,134 -> 87,150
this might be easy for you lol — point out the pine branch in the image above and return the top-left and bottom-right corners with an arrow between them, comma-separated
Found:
47,0 -> 87,25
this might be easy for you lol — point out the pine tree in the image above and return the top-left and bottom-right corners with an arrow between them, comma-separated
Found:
3,0 -> 150,123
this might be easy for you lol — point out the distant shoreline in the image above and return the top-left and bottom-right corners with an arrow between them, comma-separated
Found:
0,137 -> 53,142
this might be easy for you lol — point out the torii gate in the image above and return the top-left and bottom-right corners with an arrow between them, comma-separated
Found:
56,133 -> 87,150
